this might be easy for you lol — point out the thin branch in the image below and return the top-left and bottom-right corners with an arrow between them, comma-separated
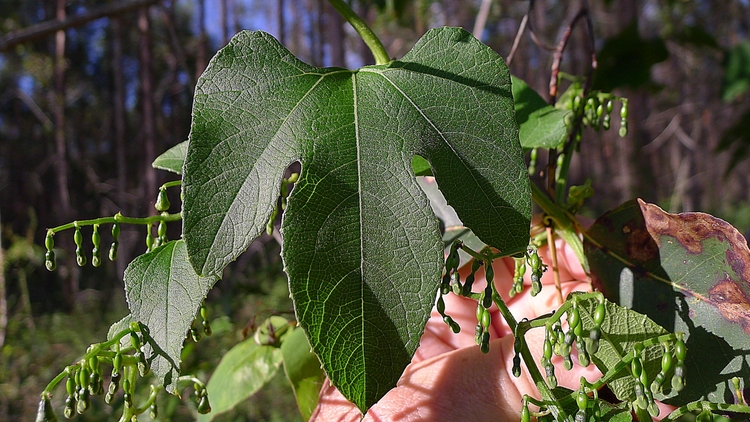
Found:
0,0 -> 161,52
545,225 -> 564,304
472,0 -> 493,40
507,13 -> 528,65
525,0 -> 557,52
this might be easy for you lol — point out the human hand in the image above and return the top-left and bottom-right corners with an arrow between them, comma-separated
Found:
310,236 -> 599,421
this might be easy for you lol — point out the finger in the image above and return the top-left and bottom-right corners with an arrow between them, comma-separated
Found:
312,331 -> 602,422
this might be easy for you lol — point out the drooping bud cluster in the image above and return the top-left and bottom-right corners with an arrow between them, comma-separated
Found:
38,320 -> 212,421
436,241 -> 463,334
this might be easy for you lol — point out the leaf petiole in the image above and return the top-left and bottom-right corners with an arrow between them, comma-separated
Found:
326,0 -> 390,65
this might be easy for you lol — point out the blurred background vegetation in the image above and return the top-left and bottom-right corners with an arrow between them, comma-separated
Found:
1,0 -> 749,420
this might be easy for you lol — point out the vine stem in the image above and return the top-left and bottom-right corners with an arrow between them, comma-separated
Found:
491,284 -> 569,420
326,0 -> 390,65
46,211 -> 181,234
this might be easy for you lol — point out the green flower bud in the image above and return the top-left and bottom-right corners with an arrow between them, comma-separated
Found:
563,355 -> 573,371
512,354 -> 521,377
481,306 -> 491,329
64,397 -> 75,418
45,233 -> 55,251
482,284 -> 492,309
45,250 -> 57,271
91,224 -> 101,248
155,188 -> 171,212
480,331 -> 490,354
619,120 -> 628,137
158,220 -> 167,238
76,388 -> 90,414
197,395 -> 212,414
543,338 -> 553,360
576,389 -> 589,411
485,262 -> 494,284
36,394 -> 57,422
593,302 -> 606,327
631,356 -> 643,380
521,402 -> 530,422
675,338 -> 687,362
109,241 -> 119,261
145,224 -> 154,251
76,246 -> 87,267
545,362 -> 558,388
567,307 -> 580,332
66,376 -> 76,397
74,226 -> 83,247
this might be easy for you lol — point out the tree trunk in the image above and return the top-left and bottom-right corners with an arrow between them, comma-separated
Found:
220,0 -> 228,46
326,0 -> 345,67
277,0 -> 285,46
53,0 -> 70,219
196,0 -> 207,78
138,6 -> 157,209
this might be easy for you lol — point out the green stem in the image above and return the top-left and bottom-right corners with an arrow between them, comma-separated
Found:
491,286 -> 568,420
531,183 -> 589,272
160,180 -> 182,190
663,401 -> 750,421
326,0 -> 390,65
47,212 -> 181,235
635,405 -> 654,422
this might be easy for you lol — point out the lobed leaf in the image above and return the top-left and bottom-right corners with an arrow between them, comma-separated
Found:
585,199 -> 750,404
123,240 -> 218,392
182,27 -> 530,411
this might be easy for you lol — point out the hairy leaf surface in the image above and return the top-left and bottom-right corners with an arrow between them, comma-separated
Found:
182,27 -> 530,410
585,199 -> 750,404
123,240 -> 218,392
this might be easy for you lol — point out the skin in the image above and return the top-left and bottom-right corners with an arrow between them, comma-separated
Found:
310,236 -> 602,422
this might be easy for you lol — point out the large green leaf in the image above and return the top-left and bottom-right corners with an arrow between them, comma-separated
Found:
123,240 -> 218,392
585,199 -> 750,405
198,338 -> 283,422
182,28 -> 530,410
511,75 -> 569,149
281,327 -> 325,421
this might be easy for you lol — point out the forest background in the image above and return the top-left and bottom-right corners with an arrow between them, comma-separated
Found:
1,0 -> 749,420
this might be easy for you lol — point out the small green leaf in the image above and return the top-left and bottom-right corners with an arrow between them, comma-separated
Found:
107,314 -> 133,341
183,27 -> 530,411
123,240 -> 218,392
592,22 -> 668,92
198,338 -> 282,422
722,41 -> 750,103
585,199 -> 750,405
511,75 -> 569,149
281,327 -> 325,421
411,155 -> 433,177
152,141 -> 188,174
